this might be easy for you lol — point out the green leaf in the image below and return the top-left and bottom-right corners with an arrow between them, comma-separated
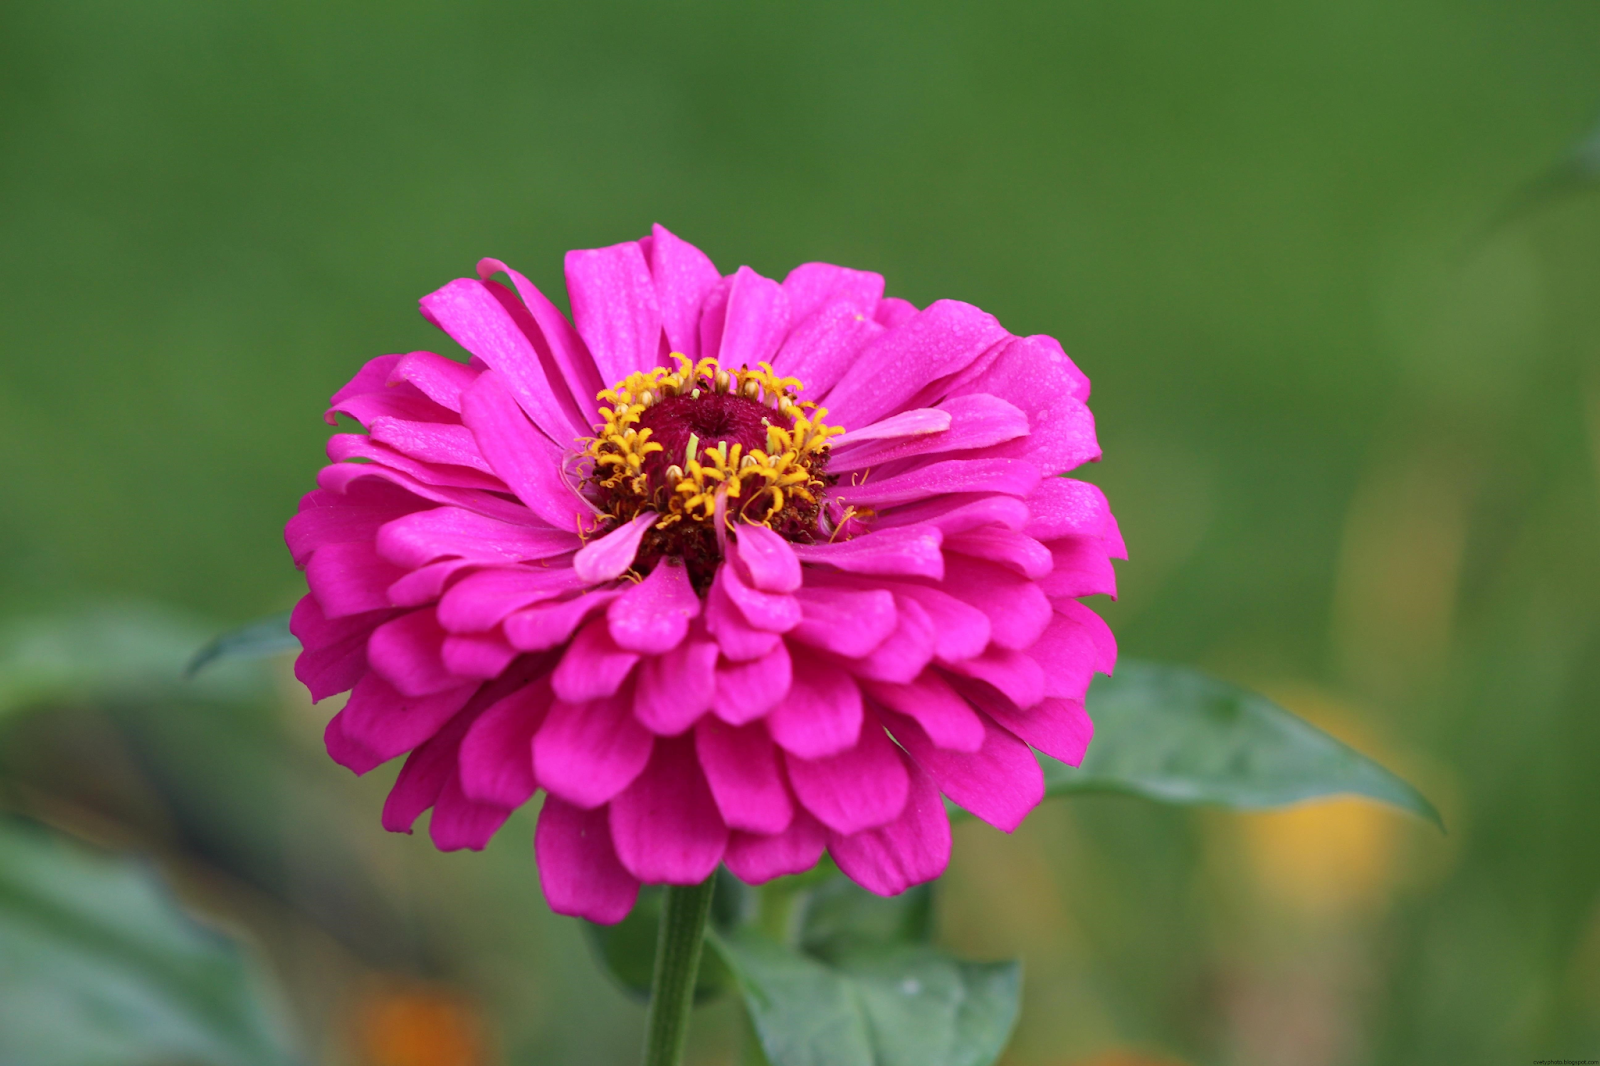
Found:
0,604 -> 272,722
186,610 -> 298,678
712,928 -> 1020,1066
799,878 -> 932,962
0,817 -> 297,1066
1038,660 -> 1443,827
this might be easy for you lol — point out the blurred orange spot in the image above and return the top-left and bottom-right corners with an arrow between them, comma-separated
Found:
355,982 -> 488,1066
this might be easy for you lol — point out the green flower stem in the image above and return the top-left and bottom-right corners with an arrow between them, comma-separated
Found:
755,879 -> 802,946
641,877 -> 717,1066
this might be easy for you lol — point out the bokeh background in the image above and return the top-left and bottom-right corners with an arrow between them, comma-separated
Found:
4,1 -> 1600,1064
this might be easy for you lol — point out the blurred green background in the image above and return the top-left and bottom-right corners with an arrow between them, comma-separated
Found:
3,1 -> 1600,1063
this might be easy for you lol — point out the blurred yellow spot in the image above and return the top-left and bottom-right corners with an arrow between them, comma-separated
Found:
1238,685 -> 1403,916
1239,799 -> 1399,916
355,982 -> 488,1066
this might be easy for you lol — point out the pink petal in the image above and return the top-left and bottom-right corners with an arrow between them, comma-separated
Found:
644,224 -> 721,360
834,458 -> 1041,510
945,334 -> 1098,473
552,618 -> 641,702
822,300 -> 1008,428
534,688 -> 654,808
944,527 -> 1053,580
850,594 -> 937,683
306,541 -> 407,619
786,716 -> 910,833
460,371 -> 591,532
1022,477 -> 1114,541
724,812 -> 828,884
788,526 -> 944,579
429,774 -> 513,852
770,299 -> 885,400
327,434 -> 506,493
436,566 -> 588,633
609,737 -> 729,883
376,505 -> 582,569
329,376 -> 453,428
331,672 -> 476,774
945,646 -> 1047,709
713,641 -> 793,725
766,654 -> 862,758
1105,513 -> 1128,560
789,585 -> 896,659
833,406 -> 951,447
317,464 -> 532,528
387,351 -> 480,412
386,559 -> 478,608
862,674 -> 984,752
1022,608 -> 1098,701
961,686 -> 1094,767
381,704 -> 478,833
607,559 -> 700,653
419,277 -> 588,442
701,266 -> 789,368
874,297 -> 918,328
732,523 -> 802,593
329,354 -> 403,410
705,565 -> 783,660
830,394 -> 1029,472
873,494 -> 1029,537
536,796 -> 641,924
324,712 -> 381,776
290,596 -> 399,701
884,709 -> 1043,833
827,759 -> 951,897
369,418 -> 493,474
1059,599 -> 1117,675
1037,536 -> 1118,599
459,678 -> 551,806
572,513 -> 655,583
634,636 -> 719,734
368,609 -> 460,697
781,262 -> 884,324
566,241 -> 664,382
503,589 -> 620,651
881,583 -> 990,664
694,718 -> 794,833
978,395 -> 1098,477
286,480 -> 424,567
938,556 -> 1052,650
476,258 -> 604,427
441,631 -> 519,679
719,558 -> 801,632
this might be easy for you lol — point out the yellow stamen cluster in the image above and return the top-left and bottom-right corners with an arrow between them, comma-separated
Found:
580,353 -> 841,529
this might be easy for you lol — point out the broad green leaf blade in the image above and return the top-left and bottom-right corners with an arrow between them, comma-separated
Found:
713,929 -> 1022,1066
186,610 -> 298,678
712,928 -> 875,1066
0,817 -> 296,1066
799,878 -> 932,962
836,948 -> 1020,1066
1042,660 -> 1442,827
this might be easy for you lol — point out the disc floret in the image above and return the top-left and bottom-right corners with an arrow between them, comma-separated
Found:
580,354 -> 841,546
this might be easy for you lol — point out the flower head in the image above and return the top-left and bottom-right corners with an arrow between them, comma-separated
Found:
288,227 -> 1123,922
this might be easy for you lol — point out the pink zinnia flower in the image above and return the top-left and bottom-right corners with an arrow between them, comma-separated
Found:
288,226 -> 1122,923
